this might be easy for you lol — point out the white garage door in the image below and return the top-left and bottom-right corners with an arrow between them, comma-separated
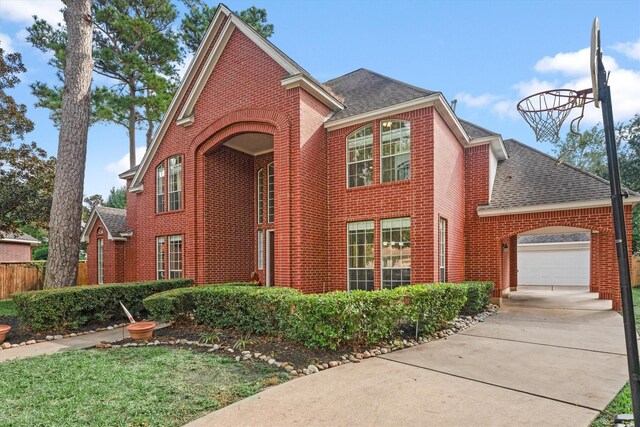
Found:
518,242 -> 590,286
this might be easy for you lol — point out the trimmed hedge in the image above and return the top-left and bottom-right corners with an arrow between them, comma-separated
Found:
460,281 -> 494,315
144,281 -> 492,350
13,279 -> 193,331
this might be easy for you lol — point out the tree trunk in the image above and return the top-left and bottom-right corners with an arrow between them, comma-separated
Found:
44,0 -> 93,289
146,118 -> 154,147
129,81 -> 136,168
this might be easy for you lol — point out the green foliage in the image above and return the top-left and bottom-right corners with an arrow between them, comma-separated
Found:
0,42 -> 34,143
145,282 -> 491,350
105,186 -> 126,208
32,246 -> 49,260
13,278 -> 193,332
0,299 -> 17,317
460,281 -> 494,315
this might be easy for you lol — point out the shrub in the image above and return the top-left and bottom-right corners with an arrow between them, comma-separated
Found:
13,279 -> 193,331
460,281 -> 494,314
398,283 -> 468,335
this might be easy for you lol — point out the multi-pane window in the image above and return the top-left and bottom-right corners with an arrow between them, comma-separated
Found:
267,162 -> 274,223
381,218 -> 411,289
97,238 -> 104,284
156,236 -> 165,280
439,218 -> 447,282
257,230 -> 264,270
257,168 -> 264,224
347,221 -> 374,291
381,120 -> 410,183
168,156 -> 182,211
346,125 -> 373,188
156,163 -> 165,213
168,235 -> 183,278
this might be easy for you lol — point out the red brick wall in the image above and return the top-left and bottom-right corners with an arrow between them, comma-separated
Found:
0,242 -> 32,262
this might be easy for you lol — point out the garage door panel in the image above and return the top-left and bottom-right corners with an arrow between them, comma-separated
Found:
518,246 -> 590,286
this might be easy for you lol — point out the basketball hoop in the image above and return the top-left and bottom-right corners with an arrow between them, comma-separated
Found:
516,89 -> 593,143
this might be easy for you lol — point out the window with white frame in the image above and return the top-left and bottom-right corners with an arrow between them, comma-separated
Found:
381,120 -> 410,183
168,235 -> 183,278
257,168 -> 264,223
156,236 -> 165,280
168,155 -> 182,211
267,162 -> 274,223
97,238 -> 104,284
346,124 -> 373,188
257,230 -> 264,270
381,217 -> 411,289
156,163 -> 165,213
439,218 -> 447,282
347,221 -> 374,291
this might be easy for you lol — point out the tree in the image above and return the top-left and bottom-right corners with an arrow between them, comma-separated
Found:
552,114 -> 640,254
28,0 -> 183,169
180,1 -> 274,54
105,186 -> 126,208
44,0 -> 93,288
82,193 -> 104,222
0,42 -> 34,143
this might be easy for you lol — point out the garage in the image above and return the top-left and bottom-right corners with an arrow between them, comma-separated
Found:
517,232 -> 590,287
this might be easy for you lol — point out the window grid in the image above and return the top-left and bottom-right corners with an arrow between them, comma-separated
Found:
257,169 -> 264,224
381,120 -> 410,183
97,238 -> 104,284
381,218 -> 411,289
156,236 -> 165,280
168,235 -> 183,279
156,163 -> 165,213
346,125 -> 373,188
257,230 -> 264,270
267,162 -> 274,223
439,218 -> 447,282
347,221 -> 374,291
168,156 -> 182,211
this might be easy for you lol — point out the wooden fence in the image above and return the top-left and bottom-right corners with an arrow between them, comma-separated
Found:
633,256 -> 640,287
0,261 -> 88,300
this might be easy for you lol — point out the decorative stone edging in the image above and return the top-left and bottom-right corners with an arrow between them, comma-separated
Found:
94,305 -> 498,377
0,323 -> 129,350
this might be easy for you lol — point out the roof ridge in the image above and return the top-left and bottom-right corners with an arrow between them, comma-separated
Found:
359,68 -> 436,96
323,68 -> 366,84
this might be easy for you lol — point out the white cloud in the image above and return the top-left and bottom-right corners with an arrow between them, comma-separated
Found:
105,146 -> 147,175
535,47 -> 618,76
492,100 -> 520,120
512,78 -> 558,98
611,39 -> 640,61
0,33 -> 13,52
0,0 -> 64,25
455,92 -> 500,108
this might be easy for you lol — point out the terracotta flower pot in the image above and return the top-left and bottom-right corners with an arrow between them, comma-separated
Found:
0,325 -> 11,344
126,321 -> 156,340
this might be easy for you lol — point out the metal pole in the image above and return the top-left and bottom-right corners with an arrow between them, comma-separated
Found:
598,54 -> 640,424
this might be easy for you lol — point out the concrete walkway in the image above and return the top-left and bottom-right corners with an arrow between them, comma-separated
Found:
187,288 -> 632,427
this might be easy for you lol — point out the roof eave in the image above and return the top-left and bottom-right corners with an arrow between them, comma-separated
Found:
281,74 -> 344,111
477,195 -> 640,217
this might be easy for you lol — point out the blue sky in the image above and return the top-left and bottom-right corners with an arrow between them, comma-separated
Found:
1,0 -> 639,198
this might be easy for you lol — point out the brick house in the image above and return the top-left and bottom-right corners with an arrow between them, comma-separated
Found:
81,5 -> 638,309
0,232 -> 40,262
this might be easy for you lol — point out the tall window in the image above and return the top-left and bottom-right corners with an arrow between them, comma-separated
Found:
381,120 -> 410,183
347,221 -> 374,291
97,238 -> 104,284
156,163 -> 165,213
267,162 -> 274,223
257,230 -> 264,270
168,235 -> 183,278
168,155 -> 182,211
347,125 -> 373,188
156,236 -> 165,280
439,218 -> 447,282
257,168 -> 264,223
381,218 -> 411,289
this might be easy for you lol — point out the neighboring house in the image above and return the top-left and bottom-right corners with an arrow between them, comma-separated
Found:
0,232 -> 40,262
81,5 -> 639,310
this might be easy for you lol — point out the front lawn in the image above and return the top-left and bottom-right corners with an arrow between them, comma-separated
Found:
0,347 -> 287,426
0,299 -> 17,317
591,287 -> 640,427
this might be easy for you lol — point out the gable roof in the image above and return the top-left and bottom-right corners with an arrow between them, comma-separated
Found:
81,206 -> 128,242
478,139 -> 640,216
0,232 -> 40,245
324,69 -> 437,122
459,119 -> 499,139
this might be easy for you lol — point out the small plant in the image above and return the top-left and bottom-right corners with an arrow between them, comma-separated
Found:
198,330 -> 221,344
233,333 -> 255,350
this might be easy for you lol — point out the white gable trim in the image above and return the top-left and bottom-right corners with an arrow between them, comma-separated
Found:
0,238 -> 40,245
281,74 -> 345,111
80,209 -> 127,242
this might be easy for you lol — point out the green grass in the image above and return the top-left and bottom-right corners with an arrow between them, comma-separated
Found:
0,347 -> 287,427
591,287 -> 640,426
0,299 -> 17,317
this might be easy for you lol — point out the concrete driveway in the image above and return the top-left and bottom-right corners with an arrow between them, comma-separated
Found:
186,288 -> 631,427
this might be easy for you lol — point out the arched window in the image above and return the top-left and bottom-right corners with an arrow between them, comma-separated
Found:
346,124 -> 373,188
380,120 -> 410,182
97,227 -> 103,235
267,162 -> 274,223
257,168 -> 264,224
156,163 -> 165,213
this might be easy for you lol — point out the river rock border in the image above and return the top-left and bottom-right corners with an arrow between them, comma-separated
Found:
0,323 -> 129,350
95,306 -> 498,377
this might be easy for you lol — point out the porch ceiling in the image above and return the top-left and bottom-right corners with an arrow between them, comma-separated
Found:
223,133 -> 273,156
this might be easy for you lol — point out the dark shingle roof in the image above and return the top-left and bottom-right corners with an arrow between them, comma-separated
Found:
324,69 -> 437,122
96,206 -> 128,237
481,139 -> 636,211
459,119 -> 498,139
0,232 -> 40,244
518,232 -> 590,244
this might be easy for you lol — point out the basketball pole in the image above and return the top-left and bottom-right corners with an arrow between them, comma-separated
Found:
597,45 -> 640,423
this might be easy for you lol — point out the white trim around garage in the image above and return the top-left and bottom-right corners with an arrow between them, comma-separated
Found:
478,195 -> 640,217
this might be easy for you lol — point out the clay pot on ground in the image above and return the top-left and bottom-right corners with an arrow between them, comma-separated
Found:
0,325 -> 11,344
126,321 -> 156,340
